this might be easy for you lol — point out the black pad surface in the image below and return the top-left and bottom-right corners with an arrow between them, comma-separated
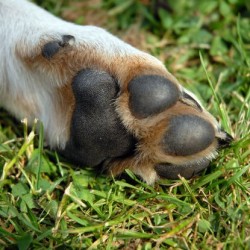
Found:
155,159 -> 210,179
61,69 -> 135,166
42,35 -> 75,59
42,41 -> 61,59
163,115 -> 215,156
128,75 -> 179,118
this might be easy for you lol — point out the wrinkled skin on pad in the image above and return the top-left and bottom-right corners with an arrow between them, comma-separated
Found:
60,69 -> 135,166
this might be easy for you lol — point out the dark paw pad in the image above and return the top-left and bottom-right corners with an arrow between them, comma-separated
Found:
155,159 -> 210,179
128,75 -> 179,118
163,115 -> 215,156
42,35 -> 75,59
61,69 -> 135,166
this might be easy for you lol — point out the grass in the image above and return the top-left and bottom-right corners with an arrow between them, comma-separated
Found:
0,0 -> 249,249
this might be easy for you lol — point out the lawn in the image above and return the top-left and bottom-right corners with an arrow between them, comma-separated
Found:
0,0 -> 249,249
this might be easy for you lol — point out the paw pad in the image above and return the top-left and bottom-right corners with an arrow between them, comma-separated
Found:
128,75 -> 179,118
163,115 -> 215,156
42,35 -> 75,59
61,69 -> 135,166
155,159 -> 210,179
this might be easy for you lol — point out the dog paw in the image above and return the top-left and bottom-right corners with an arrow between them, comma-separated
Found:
59,67 -> 232,184
107,73 -> 233,184
18,33 -> 232,184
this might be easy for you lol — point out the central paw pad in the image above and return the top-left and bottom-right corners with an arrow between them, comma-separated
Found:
61,69 -> 135,166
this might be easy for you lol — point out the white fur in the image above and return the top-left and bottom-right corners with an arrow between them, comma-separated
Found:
0,0 -> 159,148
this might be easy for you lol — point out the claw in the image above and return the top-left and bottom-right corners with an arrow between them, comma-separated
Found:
217,131 -> 234,148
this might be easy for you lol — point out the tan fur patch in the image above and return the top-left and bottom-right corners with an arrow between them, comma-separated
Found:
56,83 -> 76,140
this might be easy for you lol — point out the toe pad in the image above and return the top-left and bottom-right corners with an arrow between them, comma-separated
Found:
163,115 -> 215,156
155,159 -> 210,179
128,75 -> 179,118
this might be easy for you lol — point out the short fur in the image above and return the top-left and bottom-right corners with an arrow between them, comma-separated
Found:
0,0 -> 232,184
